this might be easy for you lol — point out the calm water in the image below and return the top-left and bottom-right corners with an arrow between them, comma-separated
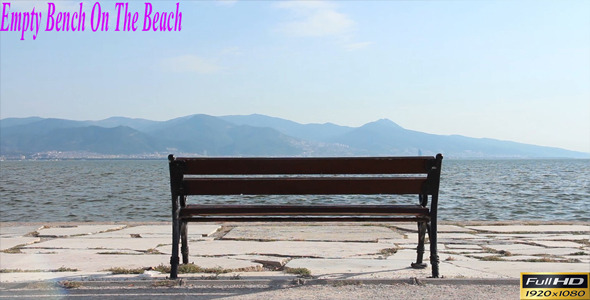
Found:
0,159 -> 588,222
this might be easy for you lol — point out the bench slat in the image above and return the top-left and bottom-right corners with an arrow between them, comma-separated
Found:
183,217 -> 430,222
175,156 -> 435,175
180,204 -> 428,217
182,177 -> 427,195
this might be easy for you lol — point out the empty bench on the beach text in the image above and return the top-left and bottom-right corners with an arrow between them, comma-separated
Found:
167,154 -> 444,279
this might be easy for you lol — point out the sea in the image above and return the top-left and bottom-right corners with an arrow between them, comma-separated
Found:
0,159 -> 588,222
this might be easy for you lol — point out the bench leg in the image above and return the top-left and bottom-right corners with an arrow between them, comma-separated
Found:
411,221 -> 428,269
181,221 -> 189,264
428,220 -> 440,278
170,217 -> 180,279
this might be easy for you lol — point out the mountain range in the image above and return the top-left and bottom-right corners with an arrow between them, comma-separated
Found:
1,114 -> 588,159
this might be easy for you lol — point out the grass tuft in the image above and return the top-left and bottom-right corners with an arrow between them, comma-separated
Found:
105,267 -> 145,274
1,247 -> 23,254
379,248 -> 398,257
284,267 -> 312,278
55,267 -> 78,272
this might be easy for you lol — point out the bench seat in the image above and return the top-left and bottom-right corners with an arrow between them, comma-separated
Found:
180,204 -> 430,221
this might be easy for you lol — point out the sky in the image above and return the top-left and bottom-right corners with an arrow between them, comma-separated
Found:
1,0 -> 589,153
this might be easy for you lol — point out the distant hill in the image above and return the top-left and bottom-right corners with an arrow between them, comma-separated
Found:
220,114 -> 354,142
0,114 -> 588,159
1,125 -> 162,155
146,114 -> 302,156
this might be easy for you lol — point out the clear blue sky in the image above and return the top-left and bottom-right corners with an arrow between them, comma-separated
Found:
1,0 -> 589,153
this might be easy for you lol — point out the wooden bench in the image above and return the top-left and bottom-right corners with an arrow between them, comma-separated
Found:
168,154 -> 443,279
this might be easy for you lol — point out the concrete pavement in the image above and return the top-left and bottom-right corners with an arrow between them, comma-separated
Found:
1,221 -> 588,285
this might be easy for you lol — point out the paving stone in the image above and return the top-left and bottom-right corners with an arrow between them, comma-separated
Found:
222,226 -> 402,242
517,248 -> 589,256
532,240 -> 584,248
442,249 -> 486,255
440,254 -> 479,262
482,234 -> 525,240
386,249 -> 427,261
466,225 -> 590,233
160,240 -> 389,259
525,234 -> 590,241
488,244 -> 581,256
184,257 -> 264,271
485,244 -> 584,256
500,256 -> 546,261
564,255 -> 590,263
484,243 -> 546,252
36,225 -> 126,237
446,261 -> 590,278
285,258 -> 431,279
0,226 -> 42,237
20,248 -> 145,256
393,224 -> 474,233
444,244 -> 482,250
377,238 -> 411,245
0,252 -> 169,272
232,255 -> 291,269
0,254 -> 264,274
439,233 -> 481,239
0,237 -> 40,251
465,253 -> 503,259
22,237 -> 170,251
85,225 -> 220,239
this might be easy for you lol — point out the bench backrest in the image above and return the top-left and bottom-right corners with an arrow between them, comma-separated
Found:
169,154 -> 443,197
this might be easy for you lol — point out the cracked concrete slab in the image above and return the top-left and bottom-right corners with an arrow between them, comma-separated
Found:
439,233 -> 481,239
158,240 -> 390,259
484,244 -> 584,256
1,222 -> 589,283
377,238 -> 412,245
22,237 -> 170,251
232,255 -> 291,269
20,248 -> 144,255
518,234 -> 590,241
485,243 -> 545,251
467,225 -> 590,233
0,237 -> 40,251
564,255 -> 590,263
440,254 -> 479,262
530,240 -> 584,248
221,225 -> 402,242
36,225 -> 126,237
443,249 -> 486,255
0,226 -> 42,237
183,257 -> 264,271
1,251 -> 262,273
445,260 -> 590,278
517,248 -> 588,256
385,249 -> 438,263
285,258 -> 430,279
393,224 -> 475,233
0,252 -> 169,272
444,244 -> 482,250
85,225 -> 220,239
500,255 -> 544,261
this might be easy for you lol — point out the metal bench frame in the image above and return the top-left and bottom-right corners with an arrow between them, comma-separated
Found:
168,154 -> 443,279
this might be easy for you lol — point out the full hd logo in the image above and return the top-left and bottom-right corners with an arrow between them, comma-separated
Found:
521,273 -> 590,300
